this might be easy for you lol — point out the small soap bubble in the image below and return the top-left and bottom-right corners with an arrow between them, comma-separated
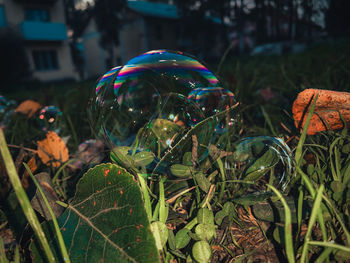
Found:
38,106 -> 62,133
227,136 -> 293,192
0,95 -> 16,115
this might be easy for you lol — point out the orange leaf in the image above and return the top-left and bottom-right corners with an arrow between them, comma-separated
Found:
15,100 -> 42,118
37,131 -> 69,167
21,156 -> 37,189
292,89 -> 350,135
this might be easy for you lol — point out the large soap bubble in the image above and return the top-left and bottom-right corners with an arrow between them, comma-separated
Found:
226,136 -> 293,192
90,50 -> 222,147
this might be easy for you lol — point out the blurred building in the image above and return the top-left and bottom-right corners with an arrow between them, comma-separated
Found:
0,0 -> 77,82
80,0 -> 180,80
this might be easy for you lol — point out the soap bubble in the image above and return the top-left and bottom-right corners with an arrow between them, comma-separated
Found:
138,93 -> 205,158
0,95 -> 16,114
38,106 -> 62,133
226,136 -> 293,192
90,50 -> 222,148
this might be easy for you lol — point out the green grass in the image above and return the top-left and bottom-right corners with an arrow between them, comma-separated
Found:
1,38 -> 350,262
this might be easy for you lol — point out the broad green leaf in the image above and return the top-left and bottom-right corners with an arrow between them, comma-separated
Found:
195,224 -> 216,241
192,241 -> 211,263
175,228 -> 191,249
197,208 -> 214,225
133,151 -> 155,167
232,192 -> 272,206
244,148 -> 279,181
182,152 -> 193,166
252,196 -> 312,224
170,164 -> 194,178
32,163 -> 159,263
193,172 -> 210,193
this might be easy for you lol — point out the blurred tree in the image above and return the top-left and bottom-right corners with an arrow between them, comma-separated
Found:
63,0 -> 91,79
93,0 -> 126,68
326,0 -> 350,37
0,29 -> 31,90
175,0 -> 232,60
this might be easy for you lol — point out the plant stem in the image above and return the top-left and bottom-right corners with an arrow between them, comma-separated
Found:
0,129 -> 55,263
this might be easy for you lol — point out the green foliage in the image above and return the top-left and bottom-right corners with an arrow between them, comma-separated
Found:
31,163 -> 159,263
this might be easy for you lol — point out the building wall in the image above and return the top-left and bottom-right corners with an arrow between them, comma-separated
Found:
145,17 -> 178,51
25,42 -> 76,81
2,0 -> 77,82
119,18 -> 147,63
81,18 -> 120,79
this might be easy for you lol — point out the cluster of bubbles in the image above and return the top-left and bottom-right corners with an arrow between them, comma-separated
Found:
0,95 -> 16,127
90,50 -> 293,192
0,95 -> 62,135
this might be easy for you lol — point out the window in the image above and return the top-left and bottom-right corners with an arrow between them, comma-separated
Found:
25,8 -> 50,22
0,6 -> 6,27
32,50 -> 59,71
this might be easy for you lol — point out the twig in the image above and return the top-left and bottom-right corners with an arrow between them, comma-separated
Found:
191,134 -> 198,167
7,144 -> 37,153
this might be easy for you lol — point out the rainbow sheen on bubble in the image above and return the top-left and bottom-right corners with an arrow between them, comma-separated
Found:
227,136 -> 293,192
114,50 -> 220,93
96,66 -> 122,95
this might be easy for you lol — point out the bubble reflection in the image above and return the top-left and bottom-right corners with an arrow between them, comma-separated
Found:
227,136 -> 293,192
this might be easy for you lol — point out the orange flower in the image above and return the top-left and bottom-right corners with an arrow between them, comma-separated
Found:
15,100 -> 42,118
37,131 -> 69,167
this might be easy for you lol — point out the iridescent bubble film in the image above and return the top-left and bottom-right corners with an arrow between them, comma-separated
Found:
91,50 -> 222,149
114,50 -> 220,93
187,87 -> 236,117
38,105 -> 62,133
226,136 -> 293,192
95,66 -> 122,103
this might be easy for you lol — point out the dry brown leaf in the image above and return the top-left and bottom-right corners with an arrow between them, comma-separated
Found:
15,100 -> 42,118
37,131 -> 69,167
21,156 -> 37,189
30,172 -> 64,220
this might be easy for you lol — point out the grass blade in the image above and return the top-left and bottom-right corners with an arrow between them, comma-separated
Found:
23,162 -> 71,263
308,241 -> 350,253
138,174 -> 152,222
267,184 -> 295,263
300,184 -> 324,263
159,179 -> 168,223
0,129 -> 55,263
295,93 -> 319,165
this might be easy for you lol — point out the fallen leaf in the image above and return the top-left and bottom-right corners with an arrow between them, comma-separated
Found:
70,139 -> 105,171
15,100 -> 42,118
21,156 -> 37,189
30,172 -> 64,220
37,131 -> 69,167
